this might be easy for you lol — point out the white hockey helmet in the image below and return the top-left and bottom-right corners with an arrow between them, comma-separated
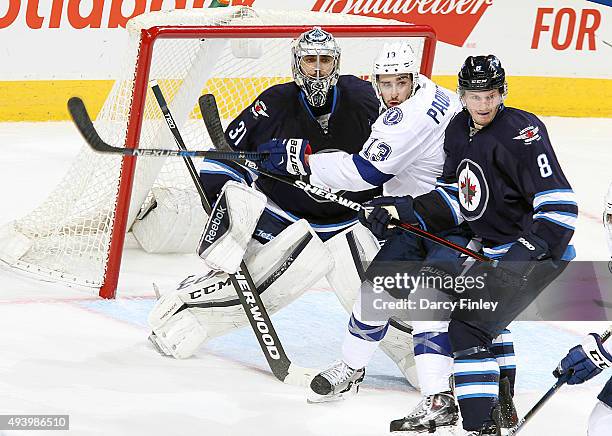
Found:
372,41 -> 420,106
291,27 -> 341,107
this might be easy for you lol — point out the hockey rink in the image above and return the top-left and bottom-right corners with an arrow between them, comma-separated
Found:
0,118 -> 611,435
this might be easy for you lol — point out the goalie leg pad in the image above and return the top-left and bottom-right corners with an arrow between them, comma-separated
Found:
324,222 -> 379,311
149,219 -> 333,357
147,292 -> 208,359
198,181 -> 267,273
381,320 -> 419,388
132,187 -> 208,253
244,219 -> 334,313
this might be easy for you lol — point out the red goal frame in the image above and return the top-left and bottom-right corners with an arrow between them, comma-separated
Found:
101,24 -> 437,298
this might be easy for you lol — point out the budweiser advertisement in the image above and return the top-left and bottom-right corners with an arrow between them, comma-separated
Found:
230,0 -> 493,46
312,0 -> 492,46
0,1 -> 609,85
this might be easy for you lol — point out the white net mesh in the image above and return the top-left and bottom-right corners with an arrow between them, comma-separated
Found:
0,7 -> 431,295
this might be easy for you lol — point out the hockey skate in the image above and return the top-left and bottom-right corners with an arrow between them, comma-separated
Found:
307,361 -> 365,403
462,423 -> 499,435
492,377 -> 518,435
390,391 -> 459,433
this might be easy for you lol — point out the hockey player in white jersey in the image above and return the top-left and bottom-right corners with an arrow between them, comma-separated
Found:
257,42 -> 488,431
554,328 -> 612,436
553,184 -> 612,436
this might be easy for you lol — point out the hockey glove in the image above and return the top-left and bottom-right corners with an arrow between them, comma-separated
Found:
554,333 -> 612,384
358,196 -> 418,239
492,233 -> 549,289
257,138 -> 312,176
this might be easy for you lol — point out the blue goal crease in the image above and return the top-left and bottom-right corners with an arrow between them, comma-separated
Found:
77,294 -> 610,392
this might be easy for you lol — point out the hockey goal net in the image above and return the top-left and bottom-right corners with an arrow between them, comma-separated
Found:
0,6 -> 436,298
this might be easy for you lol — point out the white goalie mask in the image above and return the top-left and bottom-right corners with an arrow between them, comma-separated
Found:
292,27 -> 341,107
372,42 -> 420,108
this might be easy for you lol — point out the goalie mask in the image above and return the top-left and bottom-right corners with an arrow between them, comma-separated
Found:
372,41 -> 420,108
292,27 -> 341,107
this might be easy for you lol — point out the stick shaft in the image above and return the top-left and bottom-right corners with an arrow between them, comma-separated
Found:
67,96 -> 267,161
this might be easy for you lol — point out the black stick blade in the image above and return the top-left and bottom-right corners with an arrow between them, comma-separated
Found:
67,97 -> 115,154
199,94 -> 232,152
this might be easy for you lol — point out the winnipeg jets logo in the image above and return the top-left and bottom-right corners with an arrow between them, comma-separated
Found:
513,125 -> 540,144
460,173 -> 478,207
457,159 -> 489,221
250,100 -> 269,118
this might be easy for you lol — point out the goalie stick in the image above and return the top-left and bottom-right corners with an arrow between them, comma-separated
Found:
197,93 -> 493,265
507,325 -> 612,435
149,82 -> 317,387
67,96 -> 268,162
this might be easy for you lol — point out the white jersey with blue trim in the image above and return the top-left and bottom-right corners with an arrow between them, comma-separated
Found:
309,76 -> 461,197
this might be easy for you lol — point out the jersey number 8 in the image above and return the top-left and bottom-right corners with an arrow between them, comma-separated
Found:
537,153 -> 553,178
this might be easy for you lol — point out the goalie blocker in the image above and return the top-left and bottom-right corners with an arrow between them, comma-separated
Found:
198,181 -> 267,273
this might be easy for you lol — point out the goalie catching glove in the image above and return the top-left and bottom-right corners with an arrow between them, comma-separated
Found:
257,138 -> 311,176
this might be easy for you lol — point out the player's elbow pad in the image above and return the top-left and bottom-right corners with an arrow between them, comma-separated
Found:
413,191 -> 457,233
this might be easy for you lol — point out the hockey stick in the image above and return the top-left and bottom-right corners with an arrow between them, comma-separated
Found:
150,82 -> 317,387
507,325 -> 612,435
198,93 -> 493,264
66,96 -> 268,162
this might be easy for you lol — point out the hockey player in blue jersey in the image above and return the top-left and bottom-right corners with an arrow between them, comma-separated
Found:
352,55 -> 577,434
209,27 -> 380,227
146,28 -> 418,386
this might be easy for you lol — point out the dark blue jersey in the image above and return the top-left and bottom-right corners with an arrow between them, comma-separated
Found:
200,75 -> 380,225
415,107 -> 577,261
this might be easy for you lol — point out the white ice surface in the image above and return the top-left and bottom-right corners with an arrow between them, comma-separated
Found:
0,119 -> 611,435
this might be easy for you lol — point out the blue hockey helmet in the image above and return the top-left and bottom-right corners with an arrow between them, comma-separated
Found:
457,55 -> 507,97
